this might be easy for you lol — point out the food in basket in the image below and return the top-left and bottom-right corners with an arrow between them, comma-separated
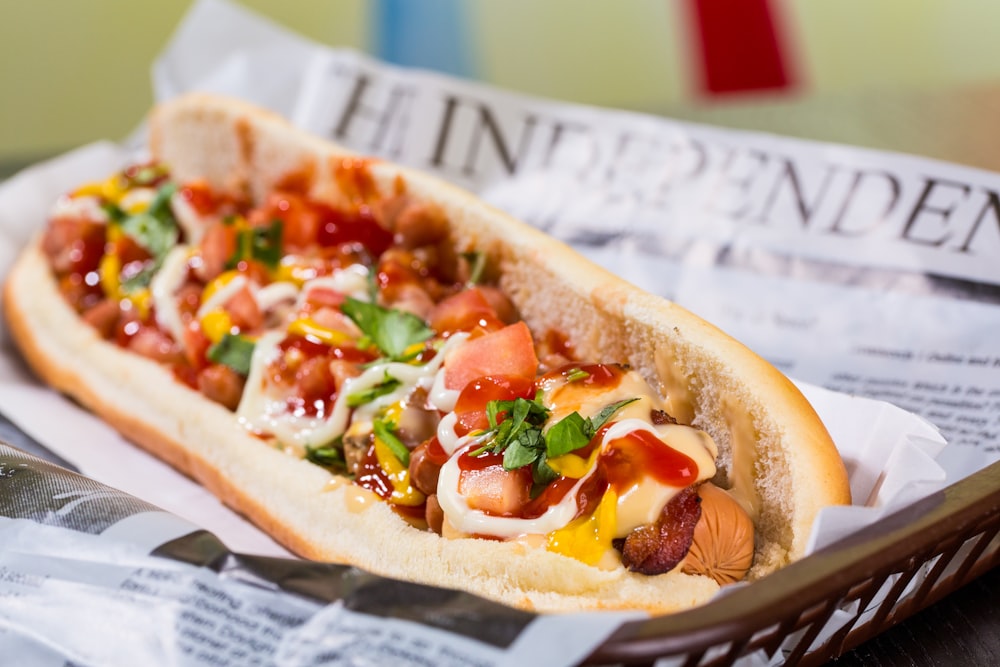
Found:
3,94 -> 851,613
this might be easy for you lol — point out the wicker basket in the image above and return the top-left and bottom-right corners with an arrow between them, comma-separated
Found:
584,460 -> 1000,665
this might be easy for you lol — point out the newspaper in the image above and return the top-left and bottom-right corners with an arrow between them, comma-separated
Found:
0,0 -> 993,664
156,1 -> 998,482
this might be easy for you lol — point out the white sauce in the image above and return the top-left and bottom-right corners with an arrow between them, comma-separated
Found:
255,282 -> 299,312
300,265 -> 372,305
436,440 -> 583,537
196,275 -> 249,318
170,190 -> 208,245
236,331 -> 470,448
118,187 -> 156,213
51,195 -> 108,223
150,245 -> 192,346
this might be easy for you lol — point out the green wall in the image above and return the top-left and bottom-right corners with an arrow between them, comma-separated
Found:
0,1 -> 366,173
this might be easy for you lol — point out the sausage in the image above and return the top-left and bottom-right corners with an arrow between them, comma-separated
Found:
408,441 -> 441,496
681,483 -> 755,584
425,494 -> 444,535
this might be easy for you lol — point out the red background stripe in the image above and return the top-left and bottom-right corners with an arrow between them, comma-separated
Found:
685,0 -> 797,96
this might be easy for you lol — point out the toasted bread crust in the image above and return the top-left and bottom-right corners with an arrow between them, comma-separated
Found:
3,93 -> 850,613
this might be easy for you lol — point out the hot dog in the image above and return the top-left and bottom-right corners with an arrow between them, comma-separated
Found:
3,94 -> 850,613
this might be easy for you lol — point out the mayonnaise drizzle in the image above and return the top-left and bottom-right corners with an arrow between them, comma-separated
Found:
300,265 -> 372,304
197,275 -> 248,318
236,331 -> 470,448
50,195 -> 108,223
150,244 -> 192,346
170,190 -> 207,245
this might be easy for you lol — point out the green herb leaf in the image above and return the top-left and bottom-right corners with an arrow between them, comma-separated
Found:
305,441 -> 345,470
346,374 -> 401,408
590,397 -> 640,432
478,394 -> 641,485
544,411 -> 592,458
118,183 -> 179,284
531,457 -> 559,487
476,396 -> 550,471
102,202 -> 126,223
147,182 -> 177,219
119,264 -> 158,292
503,428 -> 544,469
373,418 -> 410,467
340,297 -> 433,360
565,367 -> 590,382
206,333 -> 256,376
127,164 -> 170,187
227,220 -> 284,270
120,210 -> 177,260
462,251 -> 487,286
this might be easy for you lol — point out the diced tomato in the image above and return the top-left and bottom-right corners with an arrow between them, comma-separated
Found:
302,285 -> 346,311
126,325 -> 184,365
42,217 -> 106,277
225,285 -> 263,331
58,273 -> 104,313
457,451 -> 532,516
178,181 -> 218,216
444,321 -> 539,391
182,321 -> 212,370
316,203 -> 393,256
251,191 -> 319,250
522,467 -> 607,521
428,287 -> 505,336
453,375 -> 535,436
423,436 -> 450,467
110,232 -> 153,267
198,222 -> 237,281
376,252 -> 423,300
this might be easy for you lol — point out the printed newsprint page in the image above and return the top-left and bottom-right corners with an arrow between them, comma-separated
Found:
289,48 -> 1000,480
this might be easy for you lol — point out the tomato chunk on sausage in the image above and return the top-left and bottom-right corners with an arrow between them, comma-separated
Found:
443,321 -> 539,391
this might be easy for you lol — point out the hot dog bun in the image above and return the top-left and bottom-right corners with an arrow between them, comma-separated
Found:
3,93 -> 850,613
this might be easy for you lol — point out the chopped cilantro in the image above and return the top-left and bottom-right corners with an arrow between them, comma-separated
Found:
227,219 -> 284,270
206,333 -> 256,376
544,411 -> 592,458
120,185 -> 179,260
474,395 -> 639,489
305,441 -> 345,471
340,297 -> 433,361
590,398 -> 640,432
127,163 -> 170,187
346,373 -> 401,408
116,182 -> 180,291
462,251 -> 487,286
101,202 -> 126,223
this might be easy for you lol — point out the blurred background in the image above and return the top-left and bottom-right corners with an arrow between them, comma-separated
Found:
4,0 -> 1000,176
